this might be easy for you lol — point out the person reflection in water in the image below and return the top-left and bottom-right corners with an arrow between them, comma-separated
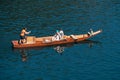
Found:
19,49 -> 27,62
54,46 -> 64,55
89,42 -> 94,48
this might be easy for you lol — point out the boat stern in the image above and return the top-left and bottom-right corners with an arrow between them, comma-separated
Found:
11,40 -> 19,47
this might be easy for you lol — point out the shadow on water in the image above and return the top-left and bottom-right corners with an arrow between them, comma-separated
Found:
12,40 -> 101,62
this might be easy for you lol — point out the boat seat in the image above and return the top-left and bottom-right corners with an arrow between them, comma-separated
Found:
26,36 -> 36,44
42,38 -> 52,43
70,35 -> 78,40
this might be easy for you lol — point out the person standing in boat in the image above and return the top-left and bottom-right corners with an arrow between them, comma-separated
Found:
19,28 -> 31,44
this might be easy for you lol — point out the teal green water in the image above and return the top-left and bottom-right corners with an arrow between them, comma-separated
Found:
0,0 -> 120,80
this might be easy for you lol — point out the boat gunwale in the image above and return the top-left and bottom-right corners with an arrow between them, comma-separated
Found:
12,30 -> 102,48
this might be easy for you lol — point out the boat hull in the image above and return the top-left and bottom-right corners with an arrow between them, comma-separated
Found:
12,30 -> 102,48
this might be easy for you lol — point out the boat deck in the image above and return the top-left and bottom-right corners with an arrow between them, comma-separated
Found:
12,30 -> 102,48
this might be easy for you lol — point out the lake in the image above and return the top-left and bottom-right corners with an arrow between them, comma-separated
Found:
0,0 -> 120,80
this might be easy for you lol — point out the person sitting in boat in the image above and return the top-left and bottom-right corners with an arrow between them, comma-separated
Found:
19,28 -> 31,44
52,30 -> 61,41
88,28 -> 94,36
90,28 -> 93,34
59,29 -> 64,39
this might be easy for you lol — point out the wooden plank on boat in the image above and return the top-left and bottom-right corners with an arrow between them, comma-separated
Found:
26,36 -> 36,44
43,37 -> 52,43
70,35 -> 78,40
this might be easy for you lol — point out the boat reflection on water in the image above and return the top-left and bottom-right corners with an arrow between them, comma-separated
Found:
53,40 -> 101,55
12,40 -> 101,61
54,46 -> 65,55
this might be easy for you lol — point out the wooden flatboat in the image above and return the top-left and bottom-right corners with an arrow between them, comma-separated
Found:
12,30 -> 102,48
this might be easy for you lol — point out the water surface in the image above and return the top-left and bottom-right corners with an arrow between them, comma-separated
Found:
0,0 -> 120,80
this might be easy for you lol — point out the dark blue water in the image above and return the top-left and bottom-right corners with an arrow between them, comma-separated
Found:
0,0 -> 120,80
